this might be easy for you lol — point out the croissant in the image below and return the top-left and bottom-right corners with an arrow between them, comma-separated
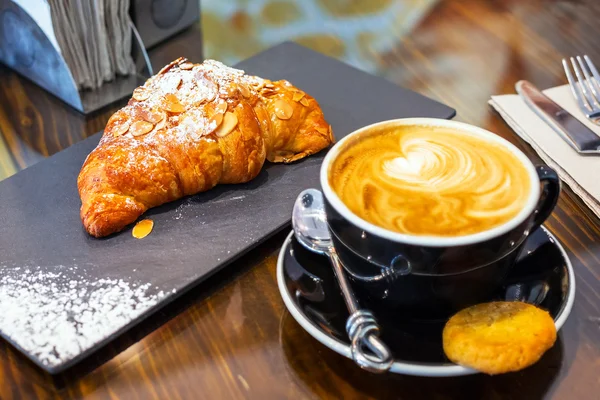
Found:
78,58 -> 333,237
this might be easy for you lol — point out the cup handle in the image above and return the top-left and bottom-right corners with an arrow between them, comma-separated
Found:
531,165 -> 561,230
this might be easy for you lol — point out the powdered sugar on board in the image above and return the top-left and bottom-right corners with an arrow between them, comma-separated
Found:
0,264 -> 174,368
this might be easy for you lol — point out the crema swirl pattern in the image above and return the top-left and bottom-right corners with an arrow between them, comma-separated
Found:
329,126 -> 531,236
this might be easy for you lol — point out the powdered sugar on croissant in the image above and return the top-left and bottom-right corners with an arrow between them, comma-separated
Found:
78,58 -> 333,237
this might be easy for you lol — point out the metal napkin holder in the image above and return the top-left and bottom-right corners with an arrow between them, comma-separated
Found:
0,0 -> 153,115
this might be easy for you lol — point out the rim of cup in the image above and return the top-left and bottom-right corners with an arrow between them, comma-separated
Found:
320,118 -> 541,247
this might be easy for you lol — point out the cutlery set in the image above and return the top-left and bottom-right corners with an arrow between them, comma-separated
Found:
517,55 -> 600,154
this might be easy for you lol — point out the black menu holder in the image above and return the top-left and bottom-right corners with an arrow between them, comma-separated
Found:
0,0 -> 153,115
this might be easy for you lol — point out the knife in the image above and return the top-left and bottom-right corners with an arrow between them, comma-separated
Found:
516,80 -> 600,154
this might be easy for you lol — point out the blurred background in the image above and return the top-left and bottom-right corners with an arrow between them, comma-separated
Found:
200,0 -> 437,75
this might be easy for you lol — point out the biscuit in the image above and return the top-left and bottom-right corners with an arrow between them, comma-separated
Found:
442,301 -> 557,375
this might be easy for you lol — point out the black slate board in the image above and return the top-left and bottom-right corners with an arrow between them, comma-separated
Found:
0,42 -> 455,373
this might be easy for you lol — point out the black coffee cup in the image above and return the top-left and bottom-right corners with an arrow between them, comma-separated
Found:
320,119 -> 560,319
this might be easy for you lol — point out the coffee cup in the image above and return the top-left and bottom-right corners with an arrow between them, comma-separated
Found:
320,118 -> 560,319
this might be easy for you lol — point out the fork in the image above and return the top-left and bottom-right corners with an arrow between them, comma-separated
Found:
563,55 -> 600,125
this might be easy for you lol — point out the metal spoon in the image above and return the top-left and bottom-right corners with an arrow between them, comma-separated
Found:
292,188 -> 394,373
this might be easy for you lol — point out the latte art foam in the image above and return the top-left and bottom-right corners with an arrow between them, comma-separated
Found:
329,125 -> 531,236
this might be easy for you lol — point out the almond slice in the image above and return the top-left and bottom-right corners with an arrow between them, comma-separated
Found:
274,100 -> 294,120
265,82 -> 274,88
107,110 -> 126,124
238,84 -> 251,98
130,120 -> 154,137
215,112 -> 238,137
179,62 -> 194,70
300,97 -> 310,107
159,58 -> 184,74
316,125 -> 329,135
132,219 -> 154,239
162,75 -> 182,92
292,91 -> 305,102
205,90 -> 217,103
253,81 -> 265,91
199,77 -> 218,103
219,85 -> 237,99
150,116 -> 166,134
215,101 -> 228,114
140,108 -> 166,124
261,89 -> 276,96
164,94 -> 186,113
195,72 -> 218,87
207,113 -> 224,134
113,121 -> 130,137
133,87 -> 150,101
194,74 -> 218,103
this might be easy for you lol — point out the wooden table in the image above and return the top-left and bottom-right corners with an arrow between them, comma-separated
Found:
1,1 -> 599,398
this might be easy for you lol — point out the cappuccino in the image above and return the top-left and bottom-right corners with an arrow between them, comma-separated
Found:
328,124 -> 531,237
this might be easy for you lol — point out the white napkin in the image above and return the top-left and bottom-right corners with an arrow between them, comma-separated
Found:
47,0 -> 135,91
490,84 -> 600,217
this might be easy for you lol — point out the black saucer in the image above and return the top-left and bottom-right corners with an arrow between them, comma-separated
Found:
277,226 -> 575,376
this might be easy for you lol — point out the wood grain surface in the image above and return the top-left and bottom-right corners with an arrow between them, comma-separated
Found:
1,1 -> 600,398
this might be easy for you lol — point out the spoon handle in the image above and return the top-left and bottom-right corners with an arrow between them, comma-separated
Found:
328,248 -> 393,373
328,247 -> 359,314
